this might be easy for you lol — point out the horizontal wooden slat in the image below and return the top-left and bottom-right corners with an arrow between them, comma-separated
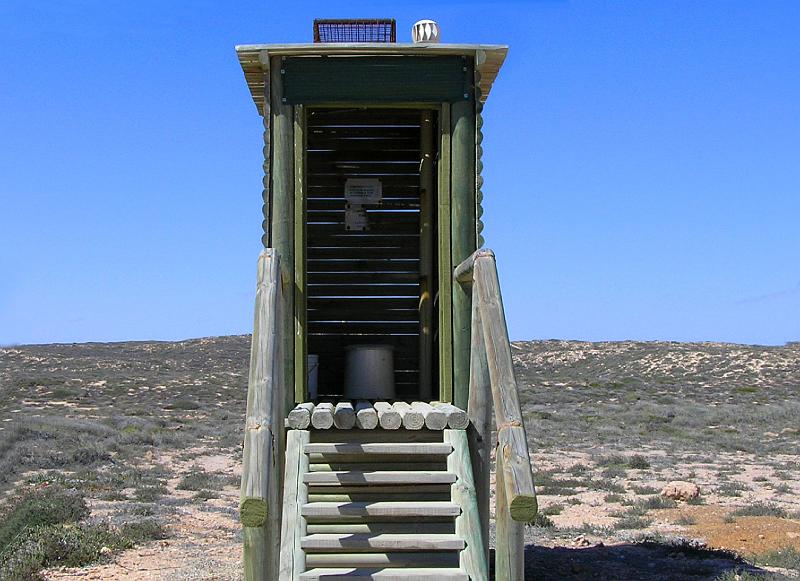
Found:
307,285 -> 419,297
305,442 -> 452,455
301,501 -> 460,519
304,471 -> 456,486
300,534 -> 465,553
307,492 -> 450,503
305,523 -> 454,535
300,568 -> 467,580
305,551 -> 459,569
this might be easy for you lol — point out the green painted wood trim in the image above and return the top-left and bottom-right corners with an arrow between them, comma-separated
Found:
294,106 -> 307,405
437,103 -> 453,404
261,67 -> 272,248
450,98 -> 476,410
269,56 -> 295,414
282,56 -> 472,104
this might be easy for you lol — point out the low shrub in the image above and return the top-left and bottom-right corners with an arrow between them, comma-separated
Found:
731,502 -> 787,518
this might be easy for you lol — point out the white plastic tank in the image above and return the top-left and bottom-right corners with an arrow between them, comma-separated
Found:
344,345 -> 395,399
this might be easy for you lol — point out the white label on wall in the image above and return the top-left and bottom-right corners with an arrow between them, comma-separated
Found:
345,178 -> 382,204
345,206 -> 368,231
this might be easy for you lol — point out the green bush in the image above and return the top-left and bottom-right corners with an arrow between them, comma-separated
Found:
0,485 -> 88,550
627,455 -> 651,469
732,502 -> 787,518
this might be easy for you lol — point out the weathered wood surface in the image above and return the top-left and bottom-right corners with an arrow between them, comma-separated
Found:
288,402 -> 315,429
354,400 -> 378,429
450,98 -> 476,411
304,471 -> 456,486
311,402 -> 334,430
300,533 -> 465,552
240,249 -> 283,581
305,552 -> 458,568
287,401 -> 468,431
474,253 -> 537,522
299,567 -> 468,580
495,450 -> 524,581
412,401 -> 447,430
433,402 -> 469,429
304,442 -> 452,456
301,501 -> 460,518
305,523 -> 453,535
278,429 -> 310,580
437,102 -> 453,402
374,401 -> 401,430
444,430 -> 488,581
394,401 -> 424,430
333,401 -> 356,430
456,249 -> 537,523
269,56 -> 295,416
467,288 -> 491,564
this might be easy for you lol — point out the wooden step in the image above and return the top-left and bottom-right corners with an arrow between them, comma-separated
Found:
301,533 -> 465,553
304,471 -> 456,486
300,567 -> 468,580
304,443 -> 453,456
306,551 -> 459,568
302,501 -> 460,519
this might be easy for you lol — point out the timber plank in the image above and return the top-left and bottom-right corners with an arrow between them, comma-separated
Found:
303,471 -> 456,486
300,534 -> 465,552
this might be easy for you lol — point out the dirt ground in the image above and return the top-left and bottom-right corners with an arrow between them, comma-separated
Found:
1,337 -> 797,580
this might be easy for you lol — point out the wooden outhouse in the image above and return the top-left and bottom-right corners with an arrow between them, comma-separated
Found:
236,20 -> 536,581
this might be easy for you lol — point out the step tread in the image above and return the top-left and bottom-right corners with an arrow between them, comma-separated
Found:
302,501 -> 460,518
304,471 -> 456,486
304,443 -> 453,455
300,568 -> 468,580
301,533 -> 465,552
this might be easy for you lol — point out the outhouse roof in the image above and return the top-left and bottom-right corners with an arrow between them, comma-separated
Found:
235,43 -> 508,115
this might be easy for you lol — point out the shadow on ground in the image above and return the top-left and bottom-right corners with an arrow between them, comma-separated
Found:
494,542 -> 766,580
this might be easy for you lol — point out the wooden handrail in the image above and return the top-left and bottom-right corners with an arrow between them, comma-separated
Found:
241,249 -> 286,581
456,248 -> 537,580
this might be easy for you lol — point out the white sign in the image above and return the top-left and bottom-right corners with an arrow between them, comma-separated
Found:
345,206 -> 368,231
345,178 -> 382,204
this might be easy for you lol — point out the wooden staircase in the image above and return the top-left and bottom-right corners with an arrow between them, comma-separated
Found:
279,428 -> 487,580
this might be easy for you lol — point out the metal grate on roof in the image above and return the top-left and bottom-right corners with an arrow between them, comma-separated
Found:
313,19 -> 396,43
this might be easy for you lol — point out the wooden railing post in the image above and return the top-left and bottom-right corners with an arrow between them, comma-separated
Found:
241,249 -> 284,581
456,248 -> 537,581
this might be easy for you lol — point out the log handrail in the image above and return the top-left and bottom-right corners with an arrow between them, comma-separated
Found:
241,249 -> 286,581
456,248 -> 537,580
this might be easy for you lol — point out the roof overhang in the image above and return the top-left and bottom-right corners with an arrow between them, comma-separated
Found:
235,43 -> 508,116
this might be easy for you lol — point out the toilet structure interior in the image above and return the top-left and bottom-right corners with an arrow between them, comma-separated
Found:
305,107 -> 440,402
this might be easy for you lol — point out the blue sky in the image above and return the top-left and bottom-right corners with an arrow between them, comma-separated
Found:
1,0 -> 798,346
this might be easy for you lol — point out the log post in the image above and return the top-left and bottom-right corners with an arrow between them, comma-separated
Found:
495,450 -> 525,580
450,93 -> 476,410
241,249 -> 284,581
270,55 -> 295,416
467,282 -> 491,565
474,254 -> 537,522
